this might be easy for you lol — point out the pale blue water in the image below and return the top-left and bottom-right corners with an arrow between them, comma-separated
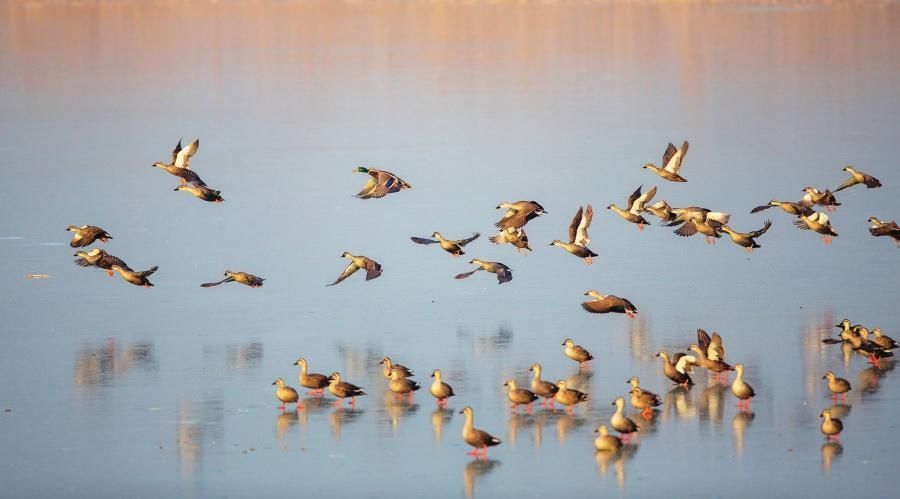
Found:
0,1 -> 898,497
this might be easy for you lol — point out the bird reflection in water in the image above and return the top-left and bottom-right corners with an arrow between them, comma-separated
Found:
732,410 -> 755,457
595,444 -> 638,490
225,342 -> 263,371
463,459 -> 500,499
858,359 -> 895,396
294,396 -> 327,435
459,325 -> 514,358
329,408 -> 365,440
506,412 -> 534,447
431,408 -> 453,443
555,412 -> 587,445
628,316 -> 650,363
663,386 -> 695,421
565,369 -> 593,393
821,441 -> 843,476
697,382 -> 728,427
383,393 -> 420,436
73,339 -> 156,389
826,403 -> 851,420
275,411 -> 299,442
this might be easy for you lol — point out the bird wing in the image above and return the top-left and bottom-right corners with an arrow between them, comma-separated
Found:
748,220 -> 772,238
454,232 -> 481,247
863,174 -> 882,188
792,217 -> 812,230
871,222 -> 900,236
706,212 -> 730,224
581,299 -> 611,314
568,206 -> 583,244
201,276 -> 236,287
495,265 -> 513,284
661,142 -> 677,171
697,329 -> 712,352
630,187 -> 656,214
355,178 -> 378,198
454,268 -> 481,280
575,204 -> 592,246
750,204 -> 773,214
328,262 -> 360,286
674,221 -> 698,237
410,237 -> 439,245
364,259 -> 383,281
625,185 -> 643,212
136,266 -> 158,277
675,354 -> 697,374
664,141 -> 688,173
174,139 -> 199,168
834,177 -> 857,192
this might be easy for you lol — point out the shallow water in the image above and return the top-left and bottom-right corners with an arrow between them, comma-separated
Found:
1,0 -> 899,497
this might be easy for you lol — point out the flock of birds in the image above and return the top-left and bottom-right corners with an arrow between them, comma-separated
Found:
64,138 -> 898,458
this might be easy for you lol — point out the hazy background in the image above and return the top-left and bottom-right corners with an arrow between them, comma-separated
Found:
0,0 -> 898,497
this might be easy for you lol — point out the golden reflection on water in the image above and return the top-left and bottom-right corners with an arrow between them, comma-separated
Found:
594,444 -> 637,491
431,407 -> 453,444
821,441 -> 843,477
73,338 -> 155,389
732,410 -> 754,458
463,459 -> 500,499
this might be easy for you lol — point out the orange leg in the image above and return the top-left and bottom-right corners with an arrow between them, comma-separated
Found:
626,311 -> 635,319
349,397 -> 357,407
637,223 -> 645,231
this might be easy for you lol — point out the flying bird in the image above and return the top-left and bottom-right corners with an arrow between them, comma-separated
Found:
410,232 -> 480,257
73,248 -> 129,276
550,204 -> 597,264
719,220 -> 772,252
495,201 -> 548,230
867,217 -> 900,246
489,227 -> 532,253
174,184 -> 224,202
834,166 -> 881,193
643,141 -> 689,182
794,212 -> 838,244
455,259 -> 512,284
66,225 -> 112,248
152,138 -> 206,186
581,290 -> 637,318
201,270 -> 265,288
328,253 -> 382,286
353,167 -> 411,199
608,185 -> 655,230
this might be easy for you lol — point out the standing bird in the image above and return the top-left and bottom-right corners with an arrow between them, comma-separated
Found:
834,166 -> 881,192
750,200 -> 813,217
293,358 -> 329,396
800,187 -> 840,212
73,249 -> 128,276
504,379 -> 538,412
459,406 -> 501,459
594,425 -> 623,452
328,252 -> 382,286
551,204 -> 597,264
528,363 -> 559,408
174,184 -> 224,203
66,225 -> 112,248
626,377 -> 661,419
429,369 -> 455,408
608,185 -> 656,230
455,259 -> 512,284
610,397 -> 640,442
494,201 -> 548,230
353,167 -> 411,199
379,357 -> 414,378
820,409 -> 844,441
410,232 -> 480,257
554,380 -> 590,414
643,141 -> 689,182
562,339 -> 593,368
201,270 -> 265,288
656,350 -> 695,386
719,220 -> 772,252
871,328 -> 898,350
489,227 -> 532,253
867,217 -> 900,246
794,212 -> 839,244
731,364 -> 756,411
822,371 -> 851,402
581,290 -> 637,318
152,138 -> 206,186
327,372 -> 366,407
388,370 -> 421,402
110,264 -> 157,287
272,378 -> 300,412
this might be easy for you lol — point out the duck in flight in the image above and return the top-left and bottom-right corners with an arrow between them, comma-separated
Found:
201,270 -> 265,288
353,167 -> 411,199
494,201 -> 548,230
174,184 -> 224,203
67,225 -> 112,248
834,165 -> 881,192
719,220 -> 772,252
489,227 -> 532,253
455,259 -> 512,284
643,141 -> 689,182
581,290 -> 637,318
794,212 -> 838,244
152,138 -> 206,186
410,232 -> 480,257
608,185 -> 655,230
328,252 -> 382,286
73,248 -> 128,276
110,264 -> 158,287
551,204 -> 597,264
867,217 -> 900,246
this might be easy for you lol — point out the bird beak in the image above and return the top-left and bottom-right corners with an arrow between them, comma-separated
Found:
458,409 -> 465,414
430,373 -> 434,378
594,428 -> 599,433
528,367 -> 533,372
560,342 -> 566,346
548,242 -> 554,246
610,401 -> 616,406
503,382 -> 508,387
378,360 -> 384,365
583,291 -> 589,296
821,375 -> 827,379
271,381 -> 277,385
173,187 -> 180,191
655,353 -> 661,357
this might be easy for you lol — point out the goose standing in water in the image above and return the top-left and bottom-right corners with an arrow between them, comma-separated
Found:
626,376 -> 661,419
272,378 -> 300,412
504,379 -> 538,412
731,364 -> 756,411
750,200 -> 813,217
353,167 -> 411,199
73,248 -> 128,276
719,220 -> 772,252
388,370 -> 421,402
110,264 -> 157,287
800,187 -> 840,212
455,259 -> 512,284
820,409 -> 844,441
293,358 -> 329,396
608,185 -> 655,230
794,212 -> 838,244
67,225 -> 112,248
643,141 -> 689,182
174,184 -> 224,203
867,217 -> 900,246
562,339 -> 593,368
834,166 -> 881,192
656,350 -> 695,386
201,270 -> 265,288
152,138 -> 206,186
459,406 -> 501,459
494,201 -> 548,230
581,290 -> 637,318
429,369 -> 455,408
550,204 -> 597,264
327,372 -> 366,407
489,227 -> 532,253
410,232 -> 480,257
610,397 -> 640,442
594,424 -> 622,452
529,363 -> 559,408
328,252 -> 382,286
822,371 -> 851,402
554,380 -> 589,414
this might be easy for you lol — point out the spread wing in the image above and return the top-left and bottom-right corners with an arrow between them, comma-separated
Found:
834,177 -> 857,193
455,269 -> 480,280
328,262 -> 359,286
454,232 -> 480,247
174,139 -> 199,168
710,332 -> 725,360
410,237 -> 439,245
575,205 -> 592,246
136,266 -> 158,277
495,264 -> 513,284
750,204 -> 773,214
863,174 -> 881,188
697,329 -> 712,352
201,276 -> 236,287
568,206 -> 583,244
664,141 -> 688,173
364,258 -> 382,281
748,220 -> 772,238
625,185 -> 643,212
496,209 -> 529,230
355,178 -> 379,198
661,143 -> 677,171
706,212 -> 730,225
674,221 -> 698,237
793,217 -> 812,230
630,187 -> 657,214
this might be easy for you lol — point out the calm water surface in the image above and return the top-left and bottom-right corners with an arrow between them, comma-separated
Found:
1,0 -> 899,497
